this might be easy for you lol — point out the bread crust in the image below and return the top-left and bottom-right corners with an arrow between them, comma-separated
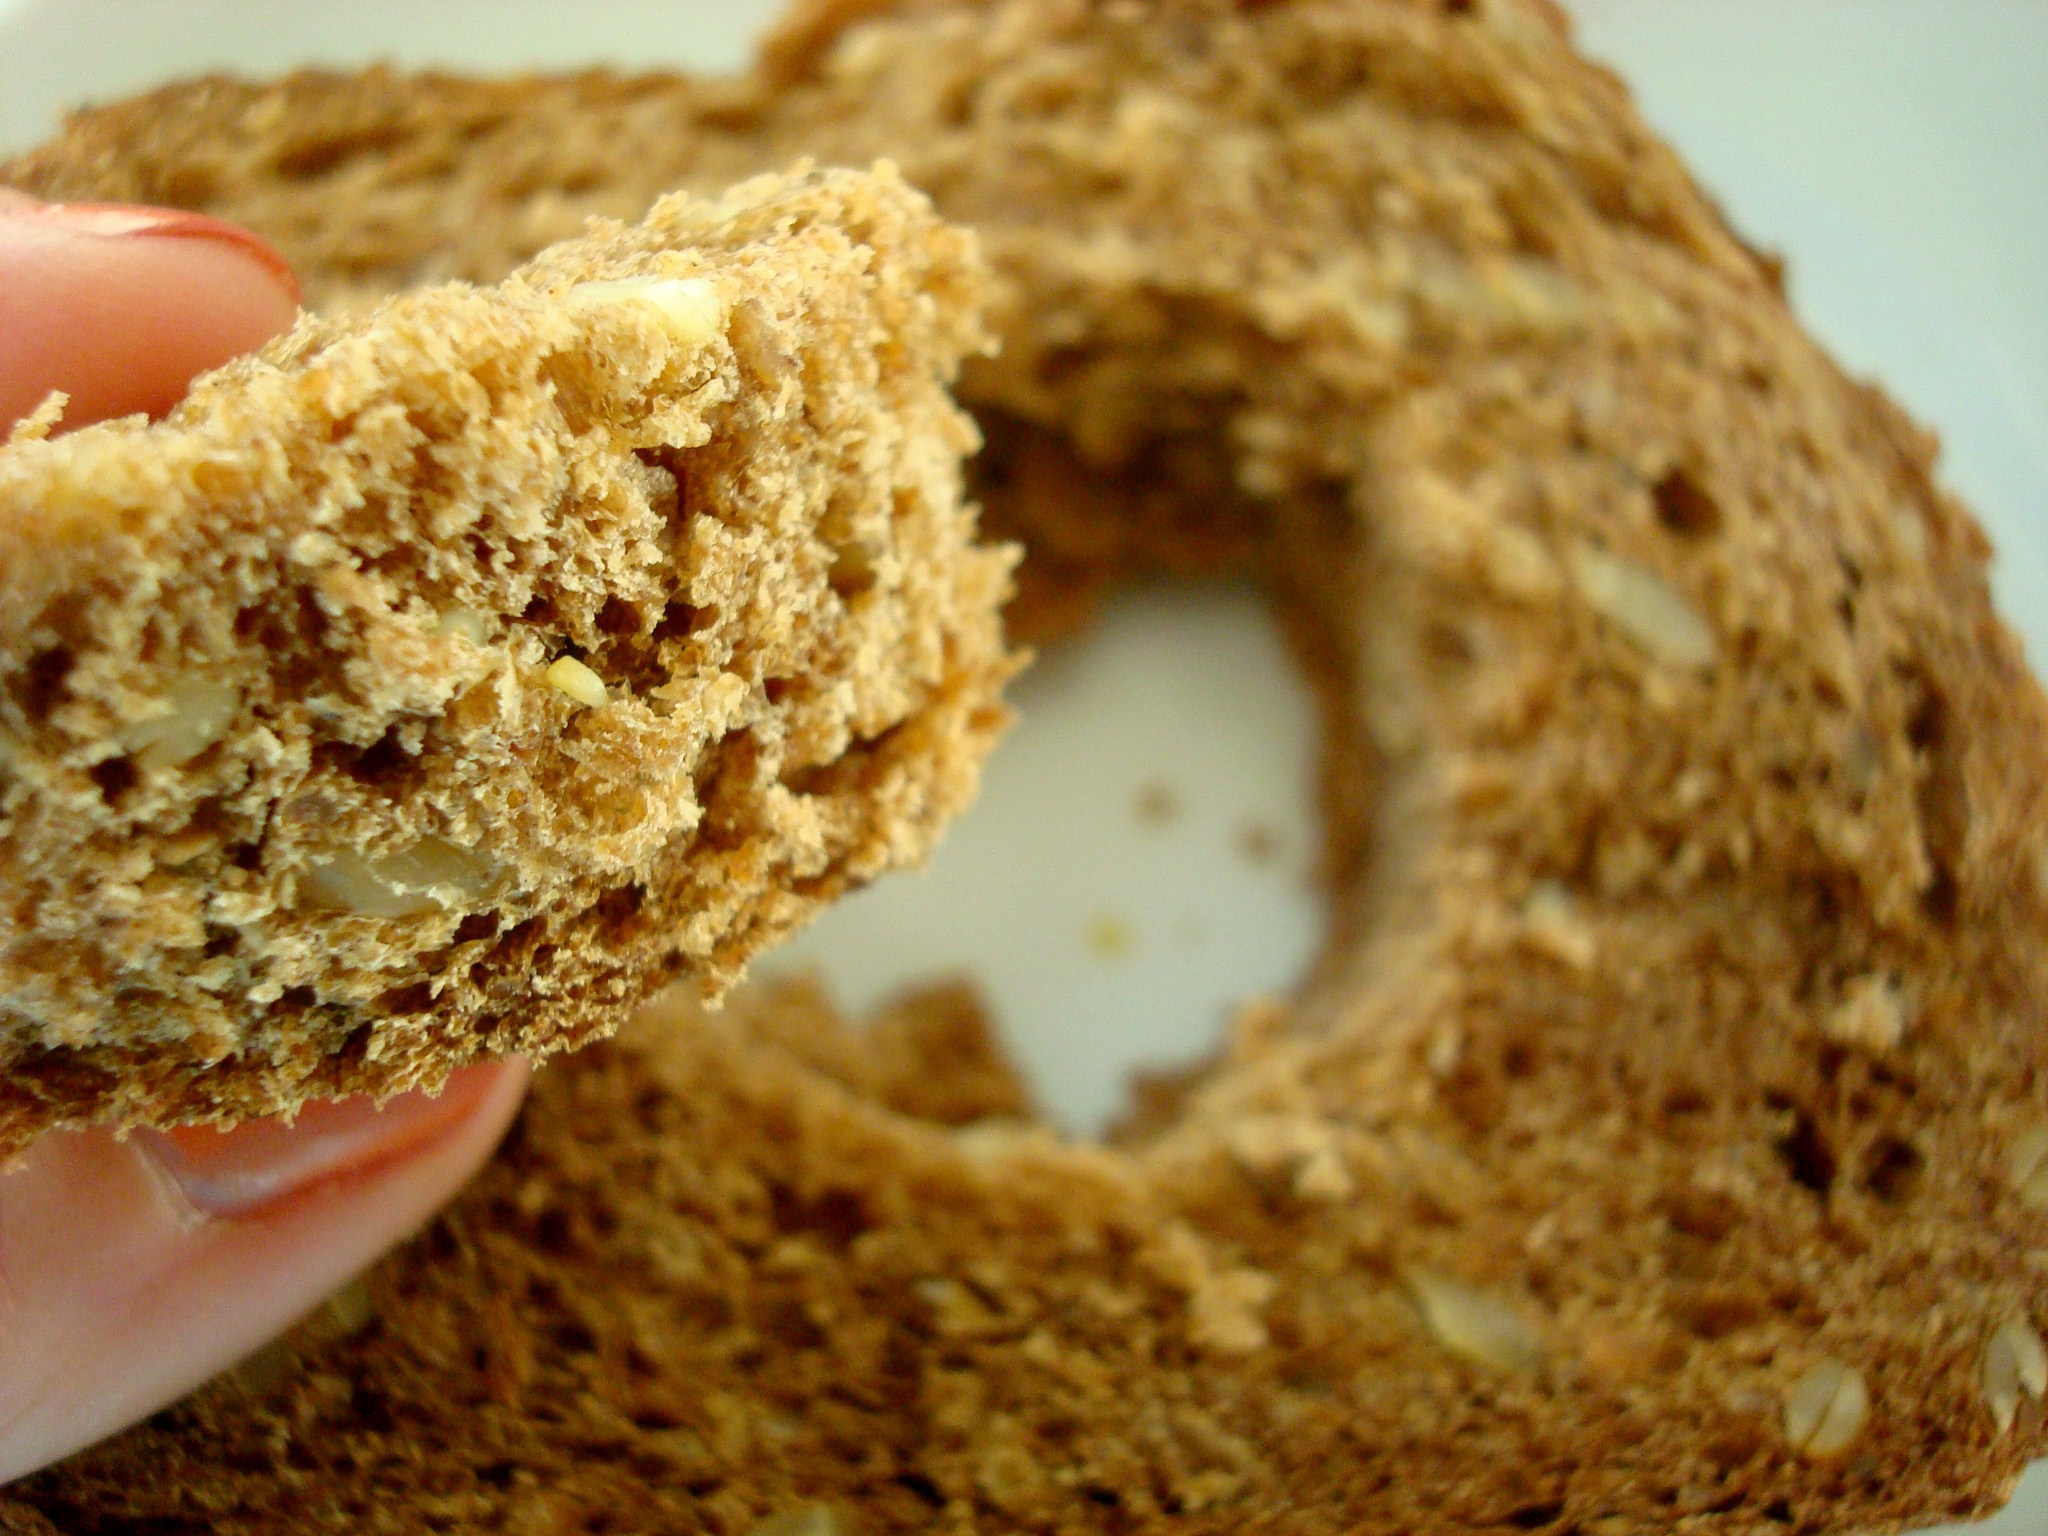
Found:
0,164 -> 1014,1151
8,0 -> 2048,1531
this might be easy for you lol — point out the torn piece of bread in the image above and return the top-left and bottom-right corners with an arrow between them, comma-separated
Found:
8,0 -> 2048,1533
0,163 -> 1014,1154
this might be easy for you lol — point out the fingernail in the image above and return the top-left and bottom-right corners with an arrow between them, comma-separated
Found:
135,1063 -> 508,1216
3,202 -> 301,304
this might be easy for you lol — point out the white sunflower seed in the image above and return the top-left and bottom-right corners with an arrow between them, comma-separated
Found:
1567,541 -> 1717,670
1784,1357 -> 1869,1458
302,837 -> 497,918
1405,1267 -> 1543,1375
1982,1317 -> 2048,1435
569,276 -> 724,351
545,655 -> 608,707
117,677 -> 241,771
2009,1126 -> 2048,1209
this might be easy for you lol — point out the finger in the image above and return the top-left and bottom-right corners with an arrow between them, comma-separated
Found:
0,198 -> 300,434
0,1059 -> 528,1483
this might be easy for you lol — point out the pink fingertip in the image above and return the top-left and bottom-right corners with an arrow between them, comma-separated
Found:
2,201 -> 301,304
136,1063 -> 515,1217
0,1059 -> 527,1483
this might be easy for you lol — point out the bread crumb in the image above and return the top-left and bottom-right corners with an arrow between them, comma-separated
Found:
8,390 -> 67,444
1294,1145 -> 1356,1202
1236,821 -> 1283,867
1134,777 -> 1180,827
1085,914 -> 1135,960
1520,879 -> 1596,970
1823,974 -> 1909,1053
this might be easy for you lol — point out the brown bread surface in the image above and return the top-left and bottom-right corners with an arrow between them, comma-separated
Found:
8,0 -> 2048,1531
0,164 -> 1013,1152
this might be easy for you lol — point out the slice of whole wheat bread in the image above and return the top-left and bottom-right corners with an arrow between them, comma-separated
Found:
0,163 -> 1014,1154
7,0 -> 2048,1532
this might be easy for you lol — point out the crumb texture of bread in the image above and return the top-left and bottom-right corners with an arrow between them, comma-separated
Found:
9,0 -> 2048,1532
0,164 -> 1014,1151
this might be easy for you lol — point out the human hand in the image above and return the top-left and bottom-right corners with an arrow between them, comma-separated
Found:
0,190 -> 529,1484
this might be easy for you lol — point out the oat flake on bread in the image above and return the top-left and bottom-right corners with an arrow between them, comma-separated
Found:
7,0 -> 2048,1532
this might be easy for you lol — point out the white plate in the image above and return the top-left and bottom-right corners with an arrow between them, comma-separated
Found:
4,3 -> 2045,1527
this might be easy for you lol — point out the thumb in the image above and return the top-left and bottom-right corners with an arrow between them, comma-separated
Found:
0,190 -> 300,433
0,1063 -> 529,1484
0,197 -> 525,1484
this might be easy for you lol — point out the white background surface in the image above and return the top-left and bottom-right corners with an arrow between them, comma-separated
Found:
3,3 -> 2045,1527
